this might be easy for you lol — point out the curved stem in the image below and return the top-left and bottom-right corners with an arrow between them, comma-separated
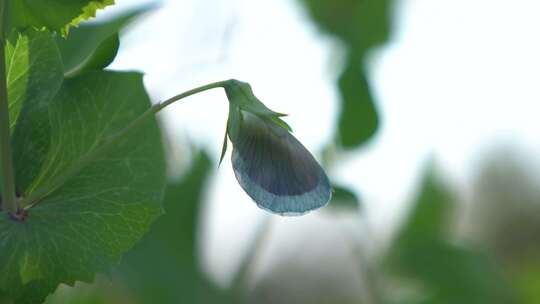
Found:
0,0 -> 18,214
102,80 -> 229,146
19,80 -> 229,209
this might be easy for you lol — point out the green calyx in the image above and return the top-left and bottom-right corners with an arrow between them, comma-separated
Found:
219,80 -> 291,165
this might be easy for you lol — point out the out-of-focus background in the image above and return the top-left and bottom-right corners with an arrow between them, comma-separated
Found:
45,0 -> 540,303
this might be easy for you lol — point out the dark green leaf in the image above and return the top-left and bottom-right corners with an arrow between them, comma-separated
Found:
301,0 -> 393,148
56,6 -> 151,77
7,0 -> 115,35
301,0 -> 391,49
338,55 -> 379,148
0,71 -> 166,304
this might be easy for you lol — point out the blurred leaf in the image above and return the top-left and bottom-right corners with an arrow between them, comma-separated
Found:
327,184 -> 360,212
395,168 -> 454,243
468,149 -> 540,303
338,55 -> 379,147
386,165 -> 516,304
56,6 -> 152,77
301,0 -> 393,148
112,152 -> 234,304
510,261 -> 540,304
469,150 -> 540,263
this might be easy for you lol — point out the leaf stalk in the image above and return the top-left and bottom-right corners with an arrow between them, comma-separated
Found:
19,80 -> 229,209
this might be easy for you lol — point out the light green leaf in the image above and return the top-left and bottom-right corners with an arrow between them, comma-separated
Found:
5,30 -> 64,131
56,6 -> 152,77
0,71 -> 166,304
7,0 -> 114,34
64,0 -> 115,34
6,30 -> 64,193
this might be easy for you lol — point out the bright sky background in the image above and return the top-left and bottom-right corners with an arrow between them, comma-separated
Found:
100,0 -> 540,288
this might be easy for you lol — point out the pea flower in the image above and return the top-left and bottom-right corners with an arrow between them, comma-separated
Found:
221,80 -> 332,216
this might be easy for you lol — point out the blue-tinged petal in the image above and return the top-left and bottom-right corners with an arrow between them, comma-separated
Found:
231,111 -> 331,216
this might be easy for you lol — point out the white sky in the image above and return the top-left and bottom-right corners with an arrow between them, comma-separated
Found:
102,0 -> 540,288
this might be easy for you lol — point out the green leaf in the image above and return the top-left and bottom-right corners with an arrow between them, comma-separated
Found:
5,30 -> 64,131
0,71 -> 166,304
6,30 -> 64,193
7,0 -> 114,34
56,6 -> 151,77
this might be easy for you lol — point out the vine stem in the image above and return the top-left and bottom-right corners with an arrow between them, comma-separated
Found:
101,80 -> 229,146
0,0 -> 18,214
19,80 -> 229,209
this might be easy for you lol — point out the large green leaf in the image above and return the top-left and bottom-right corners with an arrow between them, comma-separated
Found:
56,6 -> 152,77
0,71 -> 166,304
301,0 -> 393,148
7,0 -> 114,34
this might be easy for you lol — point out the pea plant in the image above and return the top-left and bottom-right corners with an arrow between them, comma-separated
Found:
0,1 -> 331,303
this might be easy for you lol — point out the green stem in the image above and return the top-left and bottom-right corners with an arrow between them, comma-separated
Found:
19,80 -> 229,208
0,0 -> 18,214
102,80 -> 229,146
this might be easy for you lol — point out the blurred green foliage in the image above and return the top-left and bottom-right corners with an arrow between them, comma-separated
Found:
468,150 -> 540,303
112,152 -> 232,304
301,0 -> 393,148
385,165 -> 516,304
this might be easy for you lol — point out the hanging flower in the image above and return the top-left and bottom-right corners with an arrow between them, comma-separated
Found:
222,80 -> 332,215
